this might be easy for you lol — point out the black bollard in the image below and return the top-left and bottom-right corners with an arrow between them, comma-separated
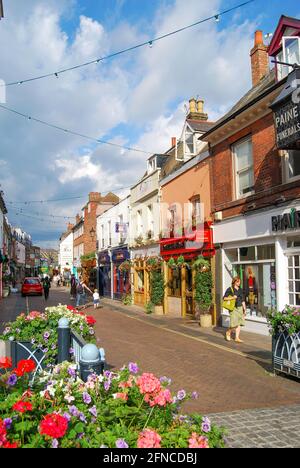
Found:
58,317 -> 71,363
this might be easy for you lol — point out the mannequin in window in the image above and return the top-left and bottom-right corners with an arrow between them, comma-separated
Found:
245,267 -> 257,315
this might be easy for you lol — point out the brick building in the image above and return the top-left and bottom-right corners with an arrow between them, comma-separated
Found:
72,192 -> 119,277
203,16 -> 300,335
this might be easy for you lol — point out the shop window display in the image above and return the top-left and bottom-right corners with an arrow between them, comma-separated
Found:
288,255 -> 300,306
232,263 -> 276,318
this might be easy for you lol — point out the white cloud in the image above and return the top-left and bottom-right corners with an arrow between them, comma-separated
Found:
0,0 -> 259,244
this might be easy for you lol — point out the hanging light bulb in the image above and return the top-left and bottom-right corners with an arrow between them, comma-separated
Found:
54,72 -> 59,78
215,15 -> 220,23
148,41 -> 153,48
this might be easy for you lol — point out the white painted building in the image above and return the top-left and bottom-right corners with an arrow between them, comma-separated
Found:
59,230 -> 73,274
215,202 -> 300,335
97,196 -> 131,300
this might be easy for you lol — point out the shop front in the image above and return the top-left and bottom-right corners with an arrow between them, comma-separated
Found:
160,222 -> 215,318
112,247 -> 130,300
98,251 -> 111,298
215,204 -> 300,335
131,244 -> 160,308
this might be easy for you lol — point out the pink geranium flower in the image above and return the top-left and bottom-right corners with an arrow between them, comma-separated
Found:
137,429 -> 161,448
137,373 -> 161,395
188,432 -> 209,449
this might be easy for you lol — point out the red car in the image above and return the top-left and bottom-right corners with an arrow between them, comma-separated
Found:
21,278 -> 43,297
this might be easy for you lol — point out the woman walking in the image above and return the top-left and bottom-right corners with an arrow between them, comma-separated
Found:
76,276 -> 93,308
223,276 -> 246,343
42,276 -> 51,301
70,274 -> 77,299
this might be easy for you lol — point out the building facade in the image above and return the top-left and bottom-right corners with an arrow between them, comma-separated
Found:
203,17 -> 300,335
97,196 -> 131,299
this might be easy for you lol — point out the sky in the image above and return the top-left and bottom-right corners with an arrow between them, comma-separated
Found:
0,0 -> 299,248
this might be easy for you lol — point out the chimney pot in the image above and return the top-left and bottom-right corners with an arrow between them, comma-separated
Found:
189,98 -> 197,114
197,99 -> 204,114
250,30 -> 269,87
171,137 -> 177,148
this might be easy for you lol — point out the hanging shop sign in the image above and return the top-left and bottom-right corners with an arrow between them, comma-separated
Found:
112,248 -> 130,263
272,208 -> 300,232
271,67 -> 300,150
115,222 -> 128,234
98,252 -> 110,265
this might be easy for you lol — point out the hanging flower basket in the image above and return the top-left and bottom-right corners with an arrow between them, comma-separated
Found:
146,256 -> 162,272
119,260 -> 132,272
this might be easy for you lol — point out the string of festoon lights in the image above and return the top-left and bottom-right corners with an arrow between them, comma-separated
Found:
0,1 -> 255,88
7,184 -> 135,206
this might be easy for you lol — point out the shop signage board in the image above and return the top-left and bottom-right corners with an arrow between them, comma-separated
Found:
112,248 -> 130,263
271,68 -> 300,150
272,208 -> 300,232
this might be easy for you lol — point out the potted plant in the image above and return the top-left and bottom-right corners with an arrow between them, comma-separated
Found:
150,271 -> 165,315
267,306 -> 300,379
194,258 -> 213,327
146,256 -> 162,272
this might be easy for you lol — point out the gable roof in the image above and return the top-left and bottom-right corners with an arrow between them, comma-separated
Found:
268,15 -> 300,56
202,69 -> 286,140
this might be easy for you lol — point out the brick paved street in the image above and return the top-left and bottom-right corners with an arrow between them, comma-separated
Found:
1,288 -> 300,448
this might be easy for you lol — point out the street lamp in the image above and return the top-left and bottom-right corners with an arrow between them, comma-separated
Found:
90,227 -> 96,240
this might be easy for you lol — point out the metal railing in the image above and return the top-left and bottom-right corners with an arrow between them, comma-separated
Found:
273,330 -> 300,379
70,329 -> 87,368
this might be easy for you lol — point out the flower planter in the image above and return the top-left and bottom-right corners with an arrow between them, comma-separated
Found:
272,330 -> 300,379
199,314 -> 212,328
2,287 -> 10,298
154,305 -> 164,316
11,341 -> 47,373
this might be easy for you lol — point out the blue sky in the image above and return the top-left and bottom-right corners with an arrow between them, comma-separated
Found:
0,0 -> 299,247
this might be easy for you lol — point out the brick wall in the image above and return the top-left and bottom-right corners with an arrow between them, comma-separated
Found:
211,111 -> 300,219
83,201 -> 98,255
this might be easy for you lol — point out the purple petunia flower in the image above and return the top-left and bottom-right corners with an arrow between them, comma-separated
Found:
77,433 -> 85,440
104,371 -> 112,379
79,413 -> 87,424
202,417 -> 211,433
68,367 -> 76,378
43,332 -> 50,340
69,405 -> 79,417
160,376 -> 172,386
177,390 -> 186,401
43,348 -> 49,354
128,362 -> 139,374
63,413 -> 72,422
116,439 -> 129,449
31,338 -> 36,344
83,392 -> 92,405
52,439 -> 59,449
104,381 -> 111,392
89,406 -> 97,417
7,374 -> 18,387
51,344 -> 57,350
191,391 -> 199,400
4,418 -> 12,429
89,329 -> 95,335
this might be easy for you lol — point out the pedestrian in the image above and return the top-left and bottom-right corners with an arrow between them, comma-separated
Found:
42,275 -> 51,301
93,289 -> 100,309
223,276 -> 246,343
70,274 -> 77,299
76,276 -> 93,308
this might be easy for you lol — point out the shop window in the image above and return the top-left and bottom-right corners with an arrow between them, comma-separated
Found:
137,270 -> 144,293
288,255 -> 300,306
239,246 -> 255,261
232,263 -> 276,318
232,137 -> 254,199
256,244 -> 275,260
286,150 -> 300,181
287,237 -> 300,248
190,195 -> 201,229
225,249 -> 238,263
168,268 -> 181,297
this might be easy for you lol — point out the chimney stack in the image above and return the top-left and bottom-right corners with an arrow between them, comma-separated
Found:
75,214 -> 81,224
67,223 -> 74,232
187,97 -> 208,121
250,30 -> 269,87
89,192 -> 102,203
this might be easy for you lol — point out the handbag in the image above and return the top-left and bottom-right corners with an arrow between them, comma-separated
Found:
222,287 -> 236,312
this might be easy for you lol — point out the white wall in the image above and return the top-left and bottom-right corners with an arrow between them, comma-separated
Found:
97,196 -> 130,251
16,242 -> 26,265
59,232 -> 73,272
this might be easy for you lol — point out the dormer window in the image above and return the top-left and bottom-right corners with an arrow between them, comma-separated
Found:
147,157 -> 156,174
276,36 -> 300,80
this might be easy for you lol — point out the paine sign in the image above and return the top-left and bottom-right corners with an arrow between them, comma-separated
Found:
272,209 -> 300,232
274,101 -> 300,149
